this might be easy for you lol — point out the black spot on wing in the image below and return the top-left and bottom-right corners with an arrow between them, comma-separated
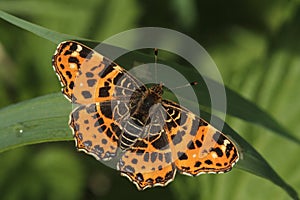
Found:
164,152 -> 172,164
143,152 -> 149,162
66,71 -> 72,79
123,165 -> 135,174
155,176 -> 163,183
99,87 -> 110,97
79,46 -> 93,59
165,115 -> 177,131
100,102 -> 113,119
136,173 -> 144,182
93,145 -> 104,156
113,72 -> 124,85
165,167 -> 175,179
111,123 -> 122,138
59,42 -> 69,53
83,140 -> 92,148
87,79 -> 97,87
69,42 -> 78,51
187,140 -> 195,149
151,133 -> 169,150
205,159 -> 213,165
177,152 -> 188,160
194,161 -> 202,167
68,57 -> 80,65
86,72 -> 94,77
150,152 -> 158,163
171,130 -> 185,146
210,147 -> 223,157
94,117 -> 104,127
131,158 -> 138,164
212,132 -> 226,145
86,104 -> 96,114
81,91 -> 92,99
99,59 -> 117,78
59,63 -> 65,69
195,140 -> 202,147
216,163 -> 222,167
69,81 -> 74,89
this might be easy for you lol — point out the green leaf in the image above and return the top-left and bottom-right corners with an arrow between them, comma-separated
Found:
0,93 -> 71,153
222,123 -> 299,200
0,9 -> 83,43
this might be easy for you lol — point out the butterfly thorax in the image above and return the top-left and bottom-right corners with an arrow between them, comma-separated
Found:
120,84 -> 164,150
130,84 -> 163,125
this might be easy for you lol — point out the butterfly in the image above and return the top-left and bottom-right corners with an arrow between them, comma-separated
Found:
52,41 -> 239,190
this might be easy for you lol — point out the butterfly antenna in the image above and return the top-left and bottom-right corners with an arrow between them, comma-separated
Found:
154,48 -> 158,83
170,81 -> 198,90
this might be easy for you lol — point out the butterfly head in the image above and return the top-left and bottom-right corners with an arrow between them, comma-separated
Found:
149,83 -> 164,97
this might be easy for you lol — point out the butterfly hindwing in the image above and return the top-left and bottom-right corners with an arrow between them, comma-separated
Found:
118,133 -> 176,190
161,99 -> 239,175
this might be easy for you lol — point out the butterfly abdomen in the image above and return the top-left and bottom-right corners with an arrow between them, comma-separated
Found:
120,84 -> 163,150
120,117 -> 144,150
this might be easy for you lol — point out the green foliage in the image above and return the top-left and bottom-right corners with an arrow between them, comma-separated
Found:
0,1 -> 299,199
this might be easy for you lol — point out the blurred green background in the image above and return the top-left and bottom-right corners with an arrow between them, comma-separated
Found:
0,0 -> 300,199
